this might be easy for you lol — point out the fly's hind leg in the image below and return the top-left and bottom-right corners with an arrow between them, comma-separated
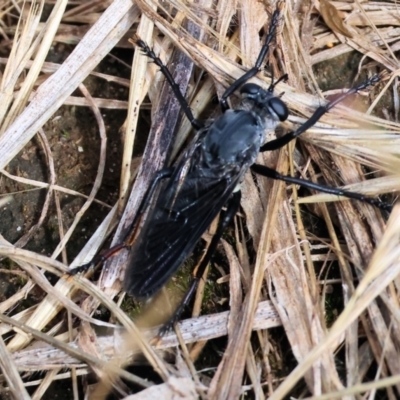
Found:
251,164 -> 392,212
159,191 -> 242,336
68,168 -> 174,276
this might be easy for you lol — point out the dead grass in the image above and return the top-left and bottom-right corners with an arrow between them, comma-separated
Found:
0,0 -> 400,399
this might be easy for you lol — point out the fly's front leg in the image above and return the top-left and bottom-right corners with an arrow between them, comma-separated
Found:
131,37 -> 203,130
159,191 -> 242,335
261,74 -> 382,152
68,168 -> 174,276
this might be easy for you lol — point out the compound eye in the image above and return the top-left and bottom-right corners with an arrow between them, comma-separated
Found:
240,83 -> 261,96
269,97 -> 288,121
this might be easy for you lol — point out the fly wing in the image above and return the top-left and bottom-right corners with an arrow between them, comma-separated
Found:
124,161 -> 241,299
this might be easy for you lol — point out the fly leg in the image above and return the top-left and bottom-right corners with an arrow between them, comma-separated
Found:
68,168 -> 174,275
133,38 -> 203,130
159,191 -> 242,335
220,3 -> 284,112
251,164 -> 392,212
260,74 -> 381,151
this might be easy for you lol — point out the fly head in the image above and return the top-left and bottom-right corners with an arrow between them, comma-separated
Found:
240,83 -> 288,122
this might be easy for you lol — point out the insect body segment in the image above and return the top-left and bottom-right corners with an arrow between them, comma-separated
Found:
124,147 -> 238,298
124,37 -> 292,301
125,109 -> 262,298
240,83 -> 289,122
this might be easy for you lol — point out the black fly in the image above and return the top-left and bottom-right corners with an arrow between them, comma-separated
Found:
70,4 -> 391,331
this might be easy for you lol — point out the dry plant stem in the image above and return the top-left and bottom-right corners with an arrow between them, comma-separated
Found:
0,1 -> 44,129
118,3 -> 157,210
77,302 -> 127,397
235,215 -> 252,289
239,0 -> 263,66
192,217 -> 218,320
53,96 -> 128,109
0,58 -> 131,87
298,175 -> 400,205
269,205 -> 400,399
6,0 -> 64,128
310,2 -> 400,69
33,369 -> 61,400
0,55 -> 132,98
225,238 -> 243,330
0,313 -> 151,390
353,0 -> 397,62
0,334 -> 30,400
245,346 -> 265,400
192,262 -> 210,321
1,204 -> 116,332
98,46 -> 198,290
174,326 -> 204,393
208,150 -> 287,400
241,160 -> 264,248
53,184 -> 66,265
14,369 -> 90,389
0,0 -> 139,171
0,241 -> 114,328
368,69 -> 400,116
0,275 -> 35,315
0,307 -> 39,337
269,199 -> 343,393
288,149 -> 347,390
0,243 -> 170,381
216,0 -> 237,52
0,169 -> 111,208
311,148 -> 400,388
306,162 -> 359,387
289,142 -> 318,300
283,1 -> 320,94
9,300 -> 280,370
302,374 -> 400,400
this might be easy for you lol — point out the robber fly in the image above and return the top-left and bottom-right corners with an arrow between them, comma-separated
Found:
71,3 -> 391,330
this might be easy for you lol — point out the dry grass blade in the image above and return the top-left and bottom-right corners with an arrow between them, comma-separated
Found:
0,334 -> 30,400
0,0 -> 44,128
0,168 -> 111,208
0,0 -> 400,398
2,204 -> 118,351
0,0 -> 139,170
0,312 -> 152,390
302,374 -> 400,400
9,300 -> 280,370
4,0 -> 67,130
0,240 -> 170,381
118,6 -> 156,207
269,204 -> 400,399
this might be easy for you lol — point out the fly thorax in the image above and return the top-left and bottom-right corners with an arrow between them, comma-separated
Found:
201,110 -> 265,167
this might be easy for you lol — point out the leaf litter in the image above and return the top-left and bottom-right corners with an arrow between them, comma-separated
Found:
0,0 -> 399,399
